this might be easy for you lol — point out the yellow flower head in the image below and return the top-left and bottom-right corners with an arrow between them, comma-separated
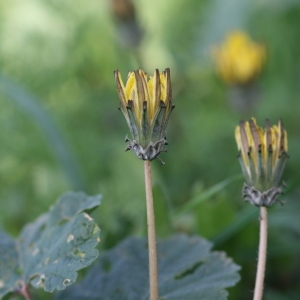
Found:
235,118 -> 289,206
212,31 -> 266,85
114,68 -> 174,162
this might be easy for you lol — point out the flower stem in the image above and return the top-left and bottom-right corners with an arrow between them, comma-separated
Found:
144,160 -> 159,300
253,206 -> 268,300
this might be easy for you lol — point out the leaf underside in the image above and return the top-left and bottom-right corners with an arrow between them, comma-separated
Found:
56,234 -> 240,300
0,191 -> 101,298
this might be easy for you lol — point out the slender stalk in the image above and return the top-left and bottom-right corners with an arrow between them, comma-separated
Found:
18,282 -> 33,300
253,206 -> 268,300
144,160 -> 159,300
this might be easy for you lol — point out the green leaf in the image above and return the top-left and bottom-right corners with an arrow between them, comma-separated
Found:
173,174 -> 242,216
0,191 -> 101,298
56,234 -> 240,300
0,74 -> 85,189
212,205 -> 257,247
152,185 -> 172,238
0,232 -> 20,297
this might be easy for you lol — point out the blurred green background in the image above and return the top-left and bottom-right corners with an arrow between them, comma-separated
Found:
0,0 -> 300,299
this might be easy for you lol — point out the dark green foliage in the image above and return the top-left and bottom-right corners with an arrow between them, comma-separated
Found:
0,232 -> 20,298
0,192 -> 101,298
56,235 -> 240,300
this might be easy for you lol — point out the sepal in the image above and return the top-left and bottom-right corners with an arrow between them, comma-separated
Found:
242,183 -> 285,207
124,136 -> 167,162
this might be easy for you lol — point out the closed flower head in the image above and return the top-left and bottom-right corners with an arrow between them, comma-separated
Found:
114,68 -> 174,163
212,31 -> 265,85
235,118 -> 289,206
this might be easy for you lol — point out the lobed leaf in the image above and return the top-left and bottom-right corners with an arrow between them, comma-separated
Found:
0,232 -> 20,297
0,191 -> 101,298
56,234 -> 240,300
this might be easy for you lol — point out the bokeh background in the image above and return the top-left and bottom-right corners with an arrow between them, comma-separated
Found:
0,0 -> 300,299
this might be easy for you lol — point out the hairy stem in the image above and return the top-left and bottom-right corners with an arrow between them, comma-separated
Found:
144,160 -> 159,300
253,206 -> 268,300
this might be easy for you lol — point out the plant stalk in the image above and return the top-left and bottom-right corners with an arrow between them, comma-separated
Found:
253,206 -> 268,300
144,160 -> 159,300
18,282 -> 32,300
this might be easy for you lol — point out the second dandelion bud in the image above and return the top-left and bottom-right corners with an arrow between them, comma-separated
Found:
235,118 -> 289,207
114,68 -> 174,162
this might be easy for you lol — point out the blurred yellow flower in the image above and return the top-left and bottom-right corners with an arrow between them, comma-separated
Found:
114,68 -> 174,162
235,118 -> 289,206
212,31 -> 265,85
